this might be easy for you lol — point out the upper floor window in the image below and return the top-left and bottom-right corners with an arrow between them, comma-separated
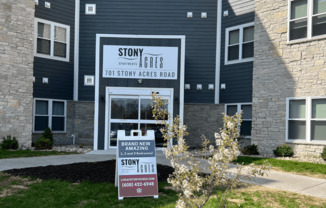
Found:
289,0 -> 326,41
225,22 -> 254,65
226,103 -> 252,137
34,18 -> 70,62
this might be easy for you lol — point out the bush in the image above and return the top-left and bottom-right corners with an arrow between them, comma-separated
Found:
35,128 -> 54,150
42,128 -> 53,141
35,137 -> 53,150
241,144 -> 259,155
273,144 -> 294,157
0,135 -> 19,150
322,147 -> 326,161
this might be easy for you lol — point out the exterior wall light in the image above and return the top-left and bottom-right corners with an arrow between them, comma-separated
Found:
86,4 -> 96,15
84,75 -> 95,86
45,2 -> 51,8
42,77 -> 49,84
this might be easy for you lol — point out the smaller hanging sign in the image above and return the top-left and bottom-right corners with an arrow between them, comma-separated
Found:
115,130 -> 158,200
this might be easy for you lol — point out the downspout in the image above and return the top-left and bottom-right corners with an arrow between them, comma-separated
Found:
74,0 -> 80,101
71,134 -> 76,145
215,0 -> 222,104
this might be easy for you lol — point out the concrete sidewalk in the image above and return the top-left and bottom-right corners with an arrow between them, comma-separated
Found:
0,150 -> 325,199
0,150 -> 171,171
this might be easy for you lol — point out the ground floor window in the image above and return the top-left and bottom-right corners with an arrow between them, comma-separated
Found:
225,103 -> 252,137
287,97 -> 326,142
33,98 -> 66,132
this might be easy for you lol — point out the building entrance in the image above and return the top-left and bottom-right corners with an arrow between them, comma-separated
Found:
106,87 -> 173,149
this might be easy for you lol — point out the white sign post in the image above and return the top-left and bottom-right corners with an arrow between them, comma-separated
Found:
115,130 -> 159,200
103,45 -> 178,80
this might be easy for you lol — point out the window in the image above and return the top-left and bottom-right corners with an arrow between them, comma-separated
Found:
287,97 -> 326,142
226,103 -> 252,137
34,18 -> 70,62
289,0 -> 326,41
109,96 -> 170,148
33,99 -> 66,132
225,22 -> 254,65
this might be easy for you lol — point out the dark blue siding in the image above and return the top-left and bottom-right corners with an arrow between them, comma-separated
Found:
219,0 -> 254,103
33,0 -> 75,100
79,0 -> 217,103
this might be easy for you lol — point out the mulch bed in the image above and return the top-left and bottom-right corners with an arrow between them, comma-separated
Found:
5,160 -> 174,183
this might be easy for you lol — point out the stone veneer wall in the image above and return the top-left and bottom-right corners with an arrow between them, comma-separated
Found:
32,102 -> 233,149
0,1 -> 35,148
73,101 -> 94,145
184,104 -> 225,147
252,0 -> 326,157
58,103 -> 224,148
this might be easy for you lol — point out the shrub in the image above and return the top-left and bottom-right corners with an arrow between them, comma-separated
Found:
322,147 -> 326,161
35,137 -> 53,150
35,128 -> 54,150
0,135 -> 18,150
273,144 -> 294,157
42,128 -> 53,141
241,144 -> 259,155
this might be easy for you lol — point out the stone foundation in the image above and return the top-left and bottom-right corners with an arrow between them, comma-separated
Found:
184,104 -> 225,147
289,143 -> 325,163
30,102 -> 232,149
73,101 -> 94,145
237,137 -> 251,149
0,1 -> 35,148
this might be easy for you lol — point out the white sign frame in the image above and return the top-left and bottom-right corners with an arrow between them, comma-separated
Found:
115,130 -> 159,200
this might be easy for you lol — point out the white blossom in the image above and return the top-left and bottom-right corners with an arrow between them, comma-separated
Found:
150,94 -> 269,208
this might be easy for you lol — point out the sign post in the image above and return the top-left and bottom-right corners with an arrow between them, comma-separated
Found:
116,130 -> 159,200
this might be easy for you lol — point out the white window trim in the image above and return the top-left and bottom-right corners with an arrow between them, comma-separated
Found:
34,18 -> 70,62
33,98 -> 67,133
287,0 -> 326,43
224,22 -> 254,65
286,96 -> 326,144
225,103 -> 252,138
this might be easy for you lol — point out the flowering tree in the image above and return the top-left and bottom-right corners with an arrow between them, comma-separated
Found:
151,93 -> 269,208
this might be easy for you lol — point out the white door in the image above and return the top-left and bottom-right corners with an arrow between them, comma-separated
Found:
105,87 -> 173,149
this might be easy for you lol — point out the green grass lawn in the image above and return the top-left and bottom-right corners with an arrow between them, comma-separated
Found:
0,172 -> 326,208
234,156 -> 326,178
0,149 -> 78,159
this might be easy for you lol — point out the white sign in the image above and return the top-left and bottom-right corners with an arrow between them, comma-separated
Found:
115,130 -> 159,200
103,45 -> 178,80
